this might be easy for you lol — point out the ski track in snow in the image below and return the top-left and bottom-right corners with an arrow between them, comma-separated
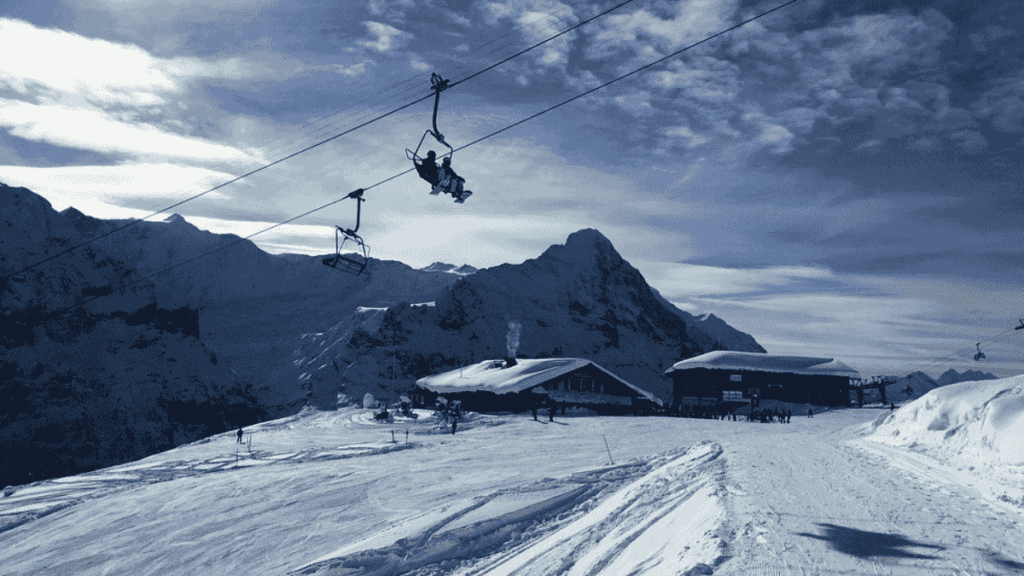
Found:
291,442 -> 728,576
0,443 -> 415,537
2,406 -> 1023,576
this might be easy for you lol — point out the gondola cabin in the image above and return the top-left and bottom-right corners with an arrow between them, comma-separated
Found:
412,358 -> 662,415
664,351 -> 859,411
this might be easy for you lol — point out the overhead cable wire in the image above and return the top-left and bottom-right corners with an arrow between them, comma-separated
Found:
257,1 -> 586,159
902,324 -> 1023,376
39,0 -> 805,322
3,0 -> 642,284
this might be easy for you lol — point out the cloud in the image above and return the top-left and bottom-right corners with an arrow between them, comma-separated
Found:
0,100 -> 255,163
479,0 -> 580,71
663,125 -> 709,149
974,70 -> 1024,133
358,21 -> 410,53
649,57 -> 741,103
335,61 -> 370,77
0,163 -> 238,215
0,18 -> 260,163
854,139 -> 882,153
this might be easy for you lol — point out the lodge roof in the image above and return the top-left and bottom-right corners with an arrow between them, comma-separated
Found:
416,358 -> 661,404
665,351 -> 860,378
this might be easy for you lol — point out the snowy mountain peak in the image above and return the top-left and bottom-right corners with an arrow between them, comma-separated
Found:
164,213 -> 188,224
420,262 -> 479,275
540,228 -> 621,268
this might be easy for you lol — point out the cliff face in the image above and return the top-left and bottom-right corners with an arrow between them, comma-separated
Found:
297,229 -> 766,406
1,183 -> 265,486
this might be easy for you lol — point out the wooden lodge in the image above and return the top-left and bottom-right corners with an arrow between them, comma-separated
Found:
412,357 -> 662,415
664,351 -> 859,411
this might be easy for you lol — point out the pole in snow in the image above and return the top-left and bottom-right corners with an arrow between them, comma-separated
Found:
603,435 -> 615,466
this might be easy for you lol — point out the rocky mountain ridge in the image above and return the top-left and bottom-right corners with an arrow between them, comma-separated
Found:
298,229 -> 766,407
1,183 -> 265,486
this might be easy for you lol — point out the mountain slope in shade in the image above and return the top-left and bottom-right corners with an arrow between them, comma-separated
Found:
299,229 -> 766,406
41,198 -> 466,416
0,183 -> 265,486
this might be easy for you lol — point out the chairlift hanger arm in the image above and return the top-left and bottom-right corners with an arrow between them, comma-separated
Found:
429,73 -> 450,145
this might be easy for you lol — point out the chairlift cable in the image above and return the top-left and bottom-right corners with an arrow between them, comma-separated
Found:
40,171 -> 414,322
447,0 -> 644,91
255,1 -> 588,161
3,0 -> 646,284
32,0 -> 806,320
903,325 -> 1022,376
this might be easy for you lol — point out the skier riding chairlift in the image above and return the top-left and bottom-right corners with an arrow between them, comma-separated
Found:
406,73 -> 472,203
973,342 -> 986,361
322,189 -> 370,276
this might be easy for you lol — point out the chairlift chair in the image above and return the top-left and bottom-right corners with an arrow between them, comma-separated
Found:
405,74 -> 472,203
322,189 -> 370,276
1016,319 -> 1024,330
973,342 -> 986,361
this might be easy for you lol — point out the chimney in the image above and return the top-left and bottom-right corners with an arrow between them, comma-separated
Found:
504,357 -> 517,368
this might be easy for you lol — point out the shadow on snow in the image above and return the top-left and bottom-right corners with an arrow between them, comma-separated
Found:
796,523 -> 944,560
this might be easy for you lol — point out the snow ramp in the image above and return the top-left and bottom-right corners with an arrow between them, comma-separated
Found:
291,441 -> 727,576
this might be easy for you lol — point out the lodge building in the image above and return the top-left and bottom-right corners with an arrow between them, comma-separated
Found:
412,357 -> 662,415
664,351 -> 859,411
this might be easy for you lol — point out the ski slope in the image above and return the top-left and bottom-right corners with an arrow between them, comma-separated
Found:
2,379 -> 1023,576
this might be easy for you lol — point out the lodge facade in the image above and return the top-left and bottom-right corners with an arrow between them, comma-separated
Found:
412,357 -> 662,415
664,351 -> 859,411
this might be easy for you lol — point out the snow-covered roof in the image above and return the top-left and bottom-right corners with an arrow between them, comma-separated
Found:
665,351 -> 859,378
416,358 -> 660,404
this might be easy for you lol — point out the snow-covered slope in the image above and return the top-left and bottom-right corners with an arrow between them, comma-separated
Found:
864,375 -> 1024,466
4,404 -> 1023,575
0,183 -> 265,486
862,375 -> 1024,510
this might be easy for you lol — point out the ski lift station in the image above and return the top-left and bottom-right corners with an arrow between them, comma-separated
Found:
412,358 -> 662,415
664,351 -> 860,412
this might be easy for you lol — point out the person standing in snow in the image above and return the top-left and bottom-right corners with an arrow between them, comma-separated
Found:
236,428 -> 244,444
807,408 -> 814,418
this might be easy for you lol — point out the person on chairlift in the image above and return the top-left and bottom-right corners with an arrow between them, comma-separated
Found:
414,150 -> 441,188
440,157 -> 466,198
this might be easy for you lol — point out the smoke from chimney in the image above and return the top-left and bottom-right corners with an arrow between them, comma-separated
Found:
506,321 -> 522,359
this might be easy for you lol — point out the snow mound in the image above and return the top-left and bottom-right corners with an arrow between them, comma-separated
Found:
863,375 -> 1024,466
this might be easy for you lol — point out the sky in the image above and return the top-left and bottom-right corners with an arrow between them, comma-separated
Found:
1,0 -> 1023,378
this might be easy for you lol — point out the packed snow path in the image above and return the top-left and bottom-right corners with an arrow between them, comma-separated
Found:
1,407 -> 1022,575
716,411 -> 1024,575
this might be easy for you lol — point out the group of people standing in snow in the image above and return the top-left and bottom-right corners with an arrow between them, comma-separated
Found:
674,406 -> 801,423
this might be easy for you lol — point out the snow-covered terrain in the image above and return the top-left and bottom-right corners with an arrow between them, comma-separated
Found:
862,375 -> 1024,506
3,376 -> 1023,575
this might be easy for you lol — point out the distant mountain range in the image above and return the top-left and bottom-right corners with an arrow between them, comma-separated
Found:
1,182 -> 764,483
855,368 -> 999,406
